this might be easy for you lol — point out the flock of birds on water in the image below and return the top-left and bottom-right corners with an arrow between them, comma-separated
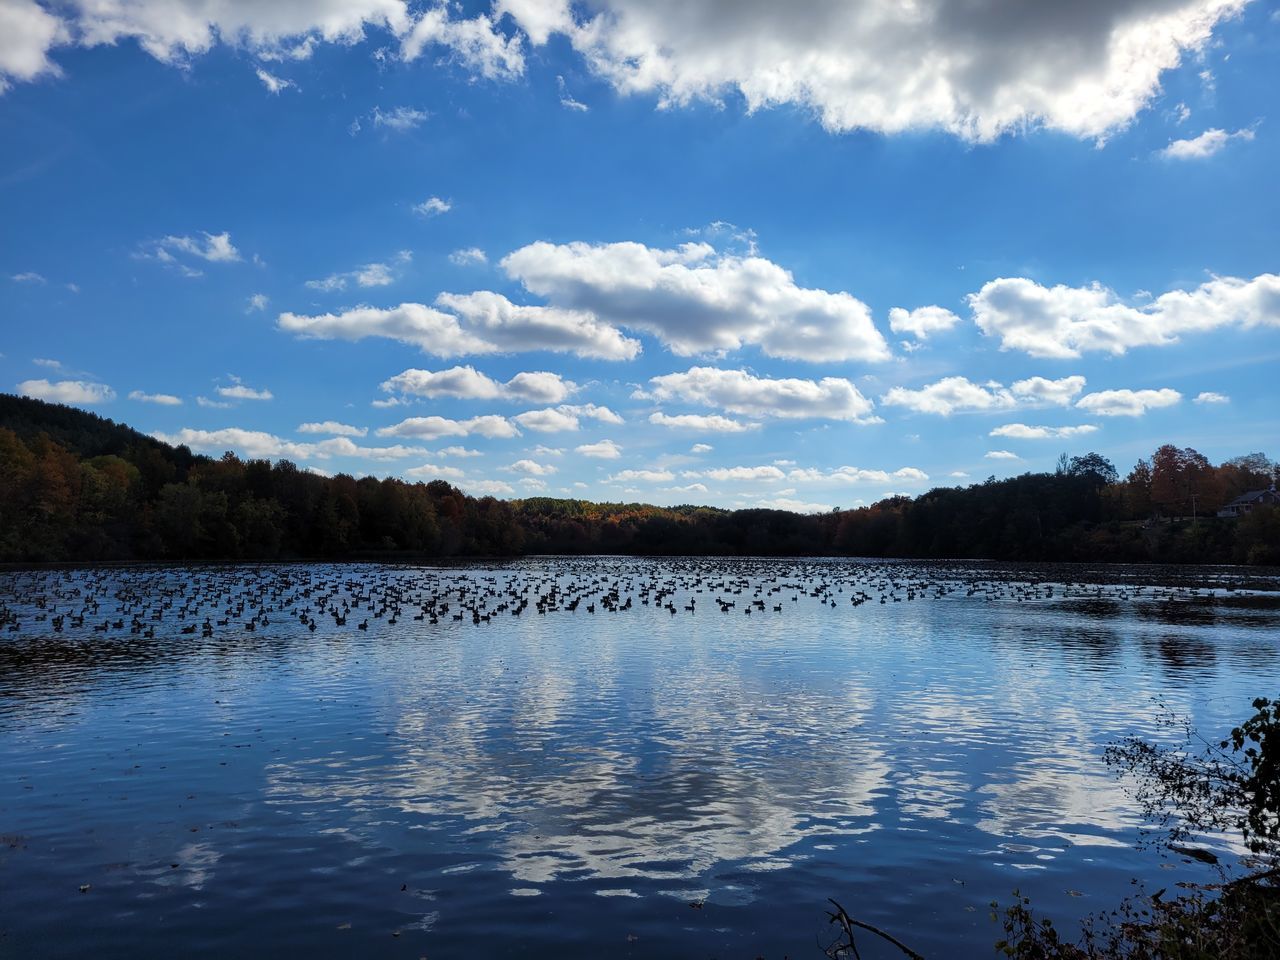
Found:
0,558 -> 1274,646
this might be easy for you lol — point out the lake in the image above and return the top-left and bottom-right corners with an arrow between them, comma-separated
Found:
2,557 -> 1278,958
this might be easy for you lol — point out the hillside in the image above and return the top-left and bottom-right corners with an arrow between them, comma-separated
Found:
0,395 -> 1276,565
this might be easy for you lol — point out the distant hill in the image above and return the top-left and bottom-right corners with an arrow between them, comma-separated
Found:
0,393 -> 1276,565
0,393 -> 201,467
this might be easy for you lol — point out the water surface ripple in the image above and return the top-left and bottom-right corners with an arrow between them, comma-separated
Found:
1,558 -> 1277,957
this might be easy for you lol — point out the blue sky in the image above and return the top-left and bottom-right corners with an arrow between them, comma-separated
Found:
2,0 -> 1278,510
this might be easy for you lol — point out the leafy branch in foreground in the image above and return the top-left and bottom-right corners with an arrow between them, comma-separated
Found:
821,697 -> 1280,959
993,696 -> 1280,959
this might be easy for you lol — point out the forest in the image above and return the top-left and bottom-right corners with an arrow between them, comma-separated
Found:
0,393 -> 1276,565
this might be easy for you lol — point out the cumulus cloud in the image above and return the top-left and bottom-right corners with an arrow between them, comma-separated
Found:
255,66 -> 295,93
690,443 -> 713,453
161,231 -> 240,262
449,246 -> 487,265
888,305 -> 961,340
506,458 -> 556,476
0,0 -> 67,92
970,273 -> 1280,359
788,466 -> 929,484
18,378 -> 114,404
500,0 -> 1246,141
438,445 -> 483,457
882,375 -> 1087,415
403,462 -> 466,480
1194,391 -> 1230,404
153,427 -> 429,461
371,105 -> 429,130
1160,126 -> 1255,159
607,468 -> 675,483
700,465 -> 786,482
216,382 -> 273,401
380,365 -> 576,404
755,497 -> 833,514
400,5 -> 523,79
128,390 -> 182,405
513,404 -> 622,433
413,195 -> 451,216
1075,388 -> 1182,417
648,412 -> 758,432
298,421 -> 368,437
501,240 -> 891,362
6,0 -> 1248,148
575,439 -> 621,459
376,414 -> 519,440
306,250 -> 410,292
985,450 -> 1021,460
465,479 -> 515,496
643,366 -> 877,422
990,423 -> 1099,439
281,294 -> 640,361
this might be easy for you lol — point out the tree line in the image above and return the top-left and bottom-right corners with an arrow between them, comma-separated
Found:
0,394 -> 1276,565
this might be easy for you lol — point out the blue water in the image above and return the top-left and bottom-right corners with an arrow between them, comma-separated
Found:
1,558 -> 1277,958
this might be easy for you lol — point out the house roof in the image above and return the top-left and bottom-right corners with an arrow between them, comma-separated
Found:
1224,488 -> 1278,508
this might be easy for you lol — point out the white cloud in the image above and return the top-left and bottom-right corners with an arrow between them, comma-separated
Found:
449,246 -> 487,265
437,291 -> 642,359
756,497 -> 833,513
255,66 -> 295,93
403,462 -> 466,480
153,427 -> 429,461
788,466 -> 929,484
509,404 -> 617,433
1160,126 -> 1255,159
298,421 -> 368,437
502,0 -> 1246,141
701,465 -> 786,482
576,439 -> 622,459
11,270 -> 46,283
970,273 -> 1280,359
414,196 -> 451,216
129,389 -> 182,405
247,293 -> 269,311
1075,388 -> 1181,417
648,412 -> 758,432
668,482 -> 708,494
1011,375 -> 1088,406
160,231 -> 240,262
644,366 -> 877,421
18,378 -> 114,404
400,6 -> 523,80
465,479 -> 515,496
376,414 -> 519,439
1194,391 -> 1230,404
216,383 -> 273,401
883,374 -> 1087,415
0,0 -> 67,92
501,240 -> 891,362
438,445 -> 483,457
888,305 -> 961,340
196,396 -> 232,409
381,366 -> 576,404
305,250 -> 410,291
690,443 -> 713,453
990,423 -> 1099,440
506,458 -> 557,476
280,295 -> 641,361
881,376 -> 1016,416
607,468 -> 675,483
985,450 -> 1020,460
373,105 -> 429,130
